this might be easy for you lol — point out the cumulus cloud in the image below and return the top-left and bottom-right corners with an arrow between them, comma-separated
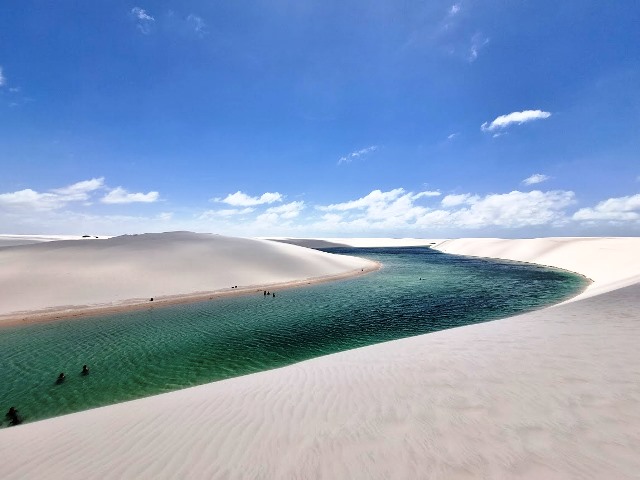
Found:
0,189 -> 63,212
313,188 -> 575,231
131,7 -> 155,34
317,189 -> 432,230
101,187 -> 159,204
428,190 -> 575,228
265,201 -> 304,219
441,193 -> 478,207
256,201 -> 305,226
481,110 -> 551,132
215,191 -> 283,207
573,194 -> 640,222
338,145 -> 378,165
0,178 -> 105,212
522,173 -> 550,186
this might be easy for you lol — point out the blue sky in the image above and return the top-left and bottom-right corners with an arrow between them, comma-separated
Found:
1,1 -> 639,237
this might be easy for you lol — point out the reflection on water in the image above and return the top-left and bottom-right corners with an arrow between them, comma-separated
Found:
0,247 -> 587,424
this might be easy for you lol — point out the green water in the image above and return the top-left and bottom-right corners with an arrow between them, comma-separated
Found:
0,247 -> 587,425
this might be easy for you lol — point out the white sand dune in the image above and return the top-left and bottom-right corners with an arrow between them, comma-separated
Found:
0,232 -> 376,323
434,237 -> 640,301
1,237 -> 639,479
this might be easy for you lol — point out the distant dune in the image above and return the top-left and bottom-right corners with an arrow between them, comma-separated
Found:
268,237 -> 442,248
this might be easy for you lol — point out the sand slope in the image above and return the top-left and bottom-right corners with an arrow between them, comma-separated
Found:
0,232 -> 375,321
434,237 -> 640,300
0,237 -> 639,479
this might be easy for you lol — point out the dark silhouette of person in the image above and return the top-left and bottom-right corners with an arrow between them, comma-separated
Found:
263,290 -> 266,296
81,365 -> 89,376
272,292 -> 275,298
5,407 -> 21,426
56,372 -> 66,384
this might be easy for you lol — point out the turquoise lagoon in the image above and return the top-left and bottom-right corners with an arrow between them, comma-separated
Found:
0,247 -> 587,425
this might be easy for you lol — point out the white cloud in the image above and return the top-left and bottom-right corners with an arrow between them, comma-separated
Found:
101,187 -> 159,204
431,190 -> 575,228
0,178 -> 160,211
0,178 -> 105,212
413,191 -> 441,199
0,189 -> 62,212
338,145 -> 378,165
265,201 -> 304,219
199,207 -> 255,219
449,4 -> 461,16
132,6 -> 153,21
52,177 -> 104,199
481,110 -> 551,132
216,191 -> 283,207
256,201 -> 305,226
319,188 -> 406,212
131,7 -> 155,34
441,193 -> 478,207
522,174 -> 550,186
573,194 -> 640,222
316,189 -> 431,230
0,67 -> 5,87
447,132 -> 459,140
468,34 -> 489,62
186,14 -> 207,36
313,188 -> 574,232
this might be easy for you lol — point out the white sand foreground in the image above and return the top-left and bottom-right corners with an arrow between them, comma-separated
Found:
0,231 -> 376,324
1,237 -> 639,479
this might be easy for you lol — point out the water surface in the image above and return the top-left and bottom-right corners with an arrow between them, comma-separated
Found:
0,247 -> 587,425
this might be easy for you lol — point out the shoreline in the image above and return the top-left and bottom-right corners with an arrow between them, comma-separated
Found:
0,261 -> 381,328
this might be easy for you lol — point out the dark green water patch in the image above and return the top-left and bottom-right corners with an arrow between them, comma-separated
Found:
0,247 -> 587,425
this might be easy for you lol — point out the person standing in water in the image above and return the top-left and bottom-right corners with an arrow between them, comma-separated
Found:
81,365 -> 89,375
5,407 -> 21,426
